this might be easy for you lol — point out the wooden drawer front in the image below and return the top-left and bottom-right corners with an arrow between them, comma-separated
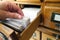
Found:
45,3 -> 60,7
38,26 -> 60,36
17,0 -> 41,3
38,27 -> 60,40
44,0 -> 60,2
43,6 -> 60,30
0,24 -> 14,37
42,33 -> 56,40
30,30 -> 40,40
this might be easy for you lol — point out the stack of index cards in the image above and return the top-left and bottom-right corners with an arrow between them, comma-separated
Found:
1,17 -> 30,32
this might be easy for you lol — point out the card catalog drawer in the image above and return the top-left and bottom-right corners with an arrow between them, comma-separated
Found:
16,0 -> 41,5
18,12 -> 41,40
44,0 -> 60,2
45,3 -> 60,7
42,33 -> 56,40
17,0 -> 41,3
0,11 -> 41,40
38,26 -> 60,36
38,26 -> 60,40
43,6 -> 60,31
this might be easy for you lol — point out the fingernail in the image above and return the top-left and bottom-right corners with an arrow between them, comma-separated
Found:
18,15 -> 22,19
16,13 -> 23,19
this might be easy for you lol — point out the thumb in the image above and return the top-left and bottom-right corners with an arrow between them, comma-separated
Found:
7,12 -> 22,19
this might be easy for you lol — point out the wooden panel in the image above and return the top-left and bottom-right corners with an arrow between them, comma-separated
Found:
43,6 -> 60,30
18,11 -> 41,40
44,0 -> 60,2
16,0 -> 41,5
14,2 -> 41,5
38,26 -> 60,40
29,30 -> 40,40
42,33 -> 56,40
38,26 -> 60,36
17,0 -> 41,3
0,23 -> 14,37
45,3 -> 60,7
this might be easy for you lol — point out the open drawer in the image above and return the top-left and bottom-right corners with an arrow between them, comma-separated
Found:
0,8 -> 41,40
18,12 -> 41,40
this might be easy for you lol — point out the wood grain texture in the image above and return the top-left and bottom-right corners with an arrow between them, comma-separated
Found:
44,0 -> 60,2
0,23 -> 14,37
17,0 -> 41,3
38,26 -> 60,37
45,3 -> 60,7
43,6 -> 60,30
29,30 -> 40,40
42,33 -> 56,40
16,0 -> 41,5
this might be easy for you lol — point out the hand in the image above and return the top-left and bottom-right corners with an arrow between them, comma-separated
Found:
0,1 -> 24,20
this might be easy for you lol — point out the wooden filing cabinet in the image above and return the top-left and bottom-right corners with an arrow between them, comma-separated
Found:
38,0 -> 60,40
43,6 -> 60,30
0,0 -> 41,40
41,0 -> 60,31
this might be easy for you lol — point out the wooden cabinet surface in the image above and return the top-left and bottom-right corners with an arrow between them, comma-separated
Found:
43,6 -> 60,30
17,0 -> 41,3
30,30 -> 40,40
42,33 -> 56,40
41,0 -> 60,31
16,0 -> 41,5
44,0 -> 60,2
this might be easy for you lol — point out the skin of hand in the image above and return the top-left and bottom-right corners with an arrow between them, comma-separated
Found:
0,37 -> 2,40
0,1 -> 24,20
